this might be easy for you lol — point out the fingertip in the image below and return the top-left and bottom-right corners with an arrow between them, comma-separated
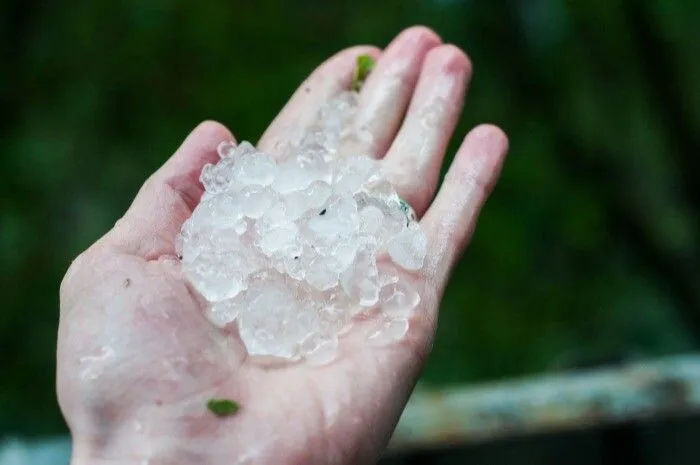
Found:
195,119 -> 234,138
425,44 -> 473,77
345,45 -> 382,60
419,123 -> 509,290
187,120 -> 235,152
317,45 -> 382,76
396,25 -> 442,47
161,119 -> 235,179
448,124 -> 508,198
450,124 -> 509,190
467,123 -> 509,152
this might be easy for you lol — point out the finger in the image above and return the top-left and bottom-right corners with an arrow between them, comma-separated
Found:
110,121 -> 234,260
349,26 -> 442,158
382,44 -> 472,217
420,124 -> 509,294
257,45 -> 381,156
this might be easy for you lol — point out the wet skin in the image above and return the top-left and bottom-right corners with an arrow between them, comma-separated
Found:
58,26 -> 509,465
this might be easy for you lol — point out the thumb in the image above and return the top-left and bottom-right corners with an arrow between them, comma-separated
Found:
110,121 -> 235,260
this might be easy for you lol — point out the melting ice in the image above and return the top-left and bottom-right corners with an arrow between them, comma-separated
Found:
178,91 -> 427,364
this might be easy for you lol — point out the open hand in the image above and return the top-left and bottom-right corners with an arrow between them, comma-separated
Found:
58,26 -> 509,465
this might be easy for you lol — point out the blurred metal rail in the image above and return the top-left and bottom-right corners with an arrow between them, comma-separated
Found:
388,354 -> 700,453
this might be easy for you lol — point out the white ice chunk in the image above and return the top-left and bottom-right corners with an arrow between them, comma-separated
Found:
302,335 -> 339,366
340,242 -> 380,307
283,181 -> 332,220
207,298 -> 246,328
272,150 -> 330,194
233,151 -> 276,186
257,221 -> 300,258
199,157 -> 238,194
182,251 -> 248,302
306,197 -> 359,251
179,90 -> 429,363
368,318 -> 410,345
238,280 -> 319,359
359,205 -> 384,236
255,201 -> 288,238
333,155 -> 382,195
306,255 -> 341,291
387,222 -> 427,271
236,185 -> 277,219
217,140 -> 237,159
379,277 -> 421,318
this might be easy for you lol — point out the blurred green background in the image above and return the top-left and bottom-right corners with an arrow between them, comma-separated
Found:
1,0 -> 699,440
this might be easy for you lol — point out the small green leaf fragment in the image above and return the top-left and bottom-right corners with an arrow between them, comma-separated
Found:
352,54 -> 376,91
207,398 -> 240,417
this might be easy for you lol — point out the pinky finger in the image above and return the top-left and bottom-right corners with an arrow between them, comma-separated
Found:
419,124 -> 509,295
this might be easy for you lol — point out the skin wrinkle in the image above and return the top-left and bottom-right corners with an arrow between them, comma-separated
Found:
166,173 -> 204,212
303,373 -> 337,463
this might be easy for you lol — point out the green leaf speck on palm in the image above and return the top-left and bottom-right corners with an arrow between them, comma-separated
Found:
207,398 -> 240,417
352,54 -> 376,91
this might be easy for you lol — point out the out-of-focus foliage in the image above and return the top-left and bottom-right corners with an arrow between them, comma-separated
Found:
1,0 -> 698,437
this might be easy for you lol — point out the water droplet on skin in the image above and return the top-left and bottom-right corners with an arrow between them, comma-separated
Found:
79,346 -> 115,381
217,140 -> 237,159
304,337 -> 339,366
368,318 -> 410,346
419,98 -> 446,130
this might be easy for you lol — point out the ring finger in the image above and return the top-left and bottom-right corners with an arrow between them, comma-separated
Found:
382,44 -> 472,217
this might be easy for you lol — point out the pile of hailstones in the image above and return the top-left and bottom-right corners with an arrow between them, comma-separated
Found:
177,92 -> 427,365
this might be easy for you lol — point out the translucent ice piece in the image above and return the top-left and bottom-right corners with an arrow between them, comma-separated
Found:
257,221 -> 300,258
272,150 -> 331,194
207,298 -> 246,327
305,255 -> 341,291
235,185 -> 277,219
233,151 -> 276,187
333,155 -> 382,195
379,278 -> 421,318
368,318 -> 410,345
340,242 -> 380,307
387,222 -> 427,271
283,181 -> 332,220
182,252 -> 248,302
303,335 -> 339,366
217,140 -> 237,159
358,205 -> 385,236
305,197 -> 359,249
237,280 -> 319,359
199,157 -> 238,195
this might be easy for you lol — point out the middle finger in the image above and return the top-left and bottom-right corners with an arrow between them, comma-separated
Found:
349,26 -> 441,158
382,45 -> 472,216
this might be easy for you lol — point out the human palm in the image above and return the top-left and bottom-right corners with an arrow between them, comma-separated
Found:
58,26 -> 508,465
